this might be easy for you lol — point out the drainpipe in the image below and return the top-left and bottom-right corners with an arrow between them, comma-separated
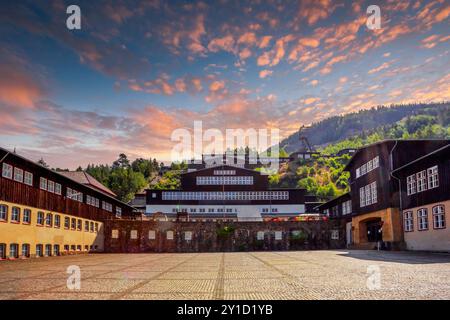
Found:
389,140 -> 404,247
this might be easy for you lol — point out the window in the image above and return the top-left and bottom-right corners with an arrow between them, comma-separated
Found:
64,245 -> 69,252
417,209 -> 428,231
116,207 -> 122,218
40,177 -> 48,190
90,221 -> 94,232
11,207 -> 20,222
404,211 -> 414,232
407,174 -> 416,195
77,219 -> 82,231
166,230 -> 174,240
23,209 -> 31,224
0,205 -> 8,221
417,170 -> 427,192
359,187 -> 365,207
45,244 -> 52,256
23,171 -> 33,186
37,212 -> 44,225
257,231 -> 265,240
2,163 -> 13,179
427,166 -> 439,189
95,223 -> 99,232
53,245 -> 60,256
432,205 -> 445,229
102,201 -> 112,212
77,245 -> 81,251
64,217 -> 70,229
370,182 -> 377,204
275,231 -> 282,240
148,230 -> 156,240
45,213 -> 53,227
13,168 -> 24,183
9,244 -> 18,258
36,244 -> 43,257
112,229 -> 119,239
356,156 -> 379,179
342,200 -> 352,215
331,230 -> 339,240
85,221 -> 89,232
0,244 -> 6,259
71,218 -> 76,230
54,215 -> 60,228
55,183 -> 62,195
360,182 -> 377,207
21,244 -> 30,258
130,230 -> 138,239
356,168 -> 361,178
47,180 -> 55,193
184,231 -> 192,241
70,245 -> 76,251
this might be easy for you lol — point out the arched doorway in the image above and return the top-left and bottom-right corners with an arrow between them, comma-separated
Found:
359,217 -> 383,243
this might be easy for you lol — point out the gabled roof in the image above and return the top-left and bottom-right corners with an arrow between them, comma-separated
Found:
391,144 -> 450,174
58,171 -> 116,197
343,139 -> 449,171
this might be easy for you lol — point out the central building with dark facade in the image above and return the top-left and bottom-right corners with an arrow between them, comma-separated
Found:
146,165 -> 311,221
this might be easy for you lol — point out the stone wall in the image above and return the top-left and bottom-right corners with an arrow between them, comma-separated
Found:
104,219 -> 345,253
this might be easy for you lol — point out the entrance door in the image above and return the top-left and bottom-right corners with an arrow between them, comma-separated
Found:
346,222 -> 352,246
366,220 -> 382,242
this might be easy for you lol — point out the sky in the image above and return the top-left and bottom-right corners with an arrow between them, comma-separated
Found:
0,0 -> 449,169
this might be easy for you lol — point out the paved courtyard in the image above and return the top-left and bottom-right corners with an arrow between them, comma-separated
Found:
0,250 -> 449,300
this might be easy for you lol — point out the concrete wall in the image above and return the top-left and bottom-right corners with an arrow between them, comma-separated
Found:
104,219 -> 345,253
403,200 -> 450,252
0,200 -> 104,259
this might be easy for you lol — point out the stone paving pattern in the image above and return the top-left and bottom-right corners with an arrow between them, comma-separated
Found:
0,250 -> 449,300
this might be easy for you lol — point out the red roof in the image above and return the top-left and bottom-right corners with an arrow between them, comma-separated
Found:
58,171 -> 116,197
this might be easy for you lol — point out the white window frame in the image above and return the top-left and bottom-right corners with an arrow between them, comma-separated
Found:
416,170 -> 427,192
417,208 -> 428,231
13,168 -> 24,183
0,205 -> 7,221
40,177 -> 48,190
427,165 -> 439,189
23,209 -> 31,224
11,207 -> 20,222
404,211 -> 413,232
432,205 -> 445,229
47,180 -> 55,193
24,171 -> 33,186
2,163 -> 13,179
406,174 -> 416,195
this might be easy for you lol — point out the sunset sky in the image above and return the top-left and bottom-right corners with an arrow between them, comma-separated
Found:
0,0 -> 449,168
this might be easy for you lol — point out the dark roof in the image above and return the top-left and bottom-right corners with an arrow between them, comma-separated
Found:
0,146 -> 133,209
343,139 -> 450,171
391,144 -> 450,174
58,171 -> 116,197
314,192 -> 351,210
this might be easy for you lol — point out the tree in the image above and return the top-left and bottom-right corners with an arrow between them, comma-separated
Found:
112,153 -> 130,169
108,168 -> 146,202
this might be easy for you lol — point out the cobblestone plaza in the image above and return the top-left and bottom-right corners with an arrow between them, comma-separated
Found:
0,250 -> 449,300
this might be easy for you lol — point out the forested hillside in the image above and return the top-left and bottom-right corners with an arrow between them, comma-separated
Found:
280,102 -> 449,153
270,102 -> 450,200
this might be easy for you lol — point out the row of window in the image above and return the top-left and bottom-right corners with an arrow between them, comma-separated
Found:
112,229 -> 291,241
355,156 -> 379,178
406,165 -> 439,195
173,207 -> 236,213
196,176 -> 254,185
2,163 -> 34,187
0,205 -> 99,232
0,243 -> 99,259
404,205 -> 446,232
342,200 -> 352,215
359,181 -> 377,208
213,170 -> 236,175
2,163 -> 123,217
162,191 -> 290,201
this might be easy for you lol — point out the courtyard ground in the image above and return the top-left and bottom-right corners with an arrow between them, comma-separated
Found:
0,250 -> 449,300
